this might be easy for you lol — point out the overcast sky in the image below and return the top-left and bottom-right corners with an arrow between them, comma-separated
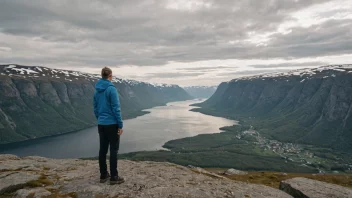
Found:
1,0 -> 352,86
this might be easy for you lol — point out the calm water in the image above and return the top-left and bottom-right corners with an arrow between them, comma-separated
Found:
0,100 -> 236,158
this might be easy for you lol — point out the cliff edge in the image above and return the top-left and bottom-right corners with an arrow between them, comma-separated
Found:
0,154 -> 292,198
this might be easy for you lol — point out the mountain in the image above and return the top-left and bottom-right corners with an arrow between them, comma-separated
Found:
0,64 -> 192,144
184,86 -> 217,98
196,65 -> 352,152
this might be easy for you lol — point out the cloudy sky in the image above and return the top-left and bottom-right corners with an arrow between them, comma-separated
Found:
1,0 -> 352,86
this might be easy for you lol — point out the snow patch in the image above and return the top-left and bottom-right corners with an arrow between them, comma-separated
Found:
150,82 -> 176,88
5,65 -> 16,69
2,64 -> 180,89
293,72 -> 301,76
71,72 -> 80,77
11,67 -> 39,74
332,68 -> 346,72
232,64 -> 352,81
60,71 -> 69,75
341,65 -> 352,69
36,67 -> 42,72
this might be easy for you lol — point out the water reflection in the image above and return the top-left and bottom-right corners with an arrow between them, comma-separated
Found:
0,99 -> 236,158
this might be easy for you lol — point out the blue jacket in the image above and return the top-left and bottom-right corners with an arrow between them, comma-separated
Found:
93,79 -> 123,128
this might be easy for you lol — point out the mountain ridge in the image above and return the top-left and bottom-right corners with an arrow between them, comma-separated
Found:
0,64 -> 192,144
196,64 -> 352,151
184,85 -> 217,98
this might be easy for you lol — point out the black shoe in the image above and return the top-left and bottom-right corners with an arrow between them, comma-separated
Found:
110,176 -> 125,185
100,172 -> 110,183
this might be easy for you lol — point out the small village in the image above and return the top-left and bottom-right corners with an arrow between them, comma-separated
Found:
236,127 -> 352,173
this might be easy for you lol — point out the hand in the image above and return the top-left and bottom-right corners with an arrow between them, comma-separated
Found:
118,128 -> 123,136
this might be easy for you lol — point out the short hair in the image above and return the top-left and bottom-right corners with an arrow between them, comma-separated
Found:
101,67 -> 112,79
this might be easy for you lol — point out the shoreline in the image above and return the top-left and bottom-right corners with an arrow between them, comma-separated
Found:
0,99 -> 199,153
0,110 -> 151,151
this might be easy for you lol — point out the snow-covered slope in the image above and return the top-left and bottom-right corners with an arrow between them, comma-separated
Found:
0,64 -> 178,89
232,64 -> 352,82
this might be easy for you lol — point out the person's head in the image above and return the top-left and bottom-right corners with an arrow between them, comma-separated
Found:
101,67 -> 112,81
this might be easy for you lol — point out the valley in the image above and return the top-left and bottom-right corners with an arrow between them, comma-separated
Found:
121,65 -> 352,173
1,64 -> 352,174
120,122 -> 352,173
0,100 -> 235,158
1,1 -> 352,197
184,86 -> 217,98
0,64 -> 192,144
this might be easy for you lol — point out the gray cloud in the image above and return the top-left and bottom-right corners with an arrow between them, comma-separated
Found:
145,72 -> 204,78
177,66 -> 236,72
216,68 -> 295,78
249,61 -> 327,68
0,0 -> 351,85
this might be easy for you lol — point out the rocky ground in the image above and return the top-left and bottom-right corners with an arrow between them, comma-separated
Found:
0,154 -> 351,198
0,154 -> 292,198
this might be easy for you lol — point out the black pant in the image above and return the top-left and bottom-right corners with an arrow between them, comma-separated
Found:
98,124 -> 120,177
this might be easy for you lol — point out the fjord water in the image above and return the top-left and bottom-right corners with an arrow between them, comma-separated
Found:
0,100 -> 235,158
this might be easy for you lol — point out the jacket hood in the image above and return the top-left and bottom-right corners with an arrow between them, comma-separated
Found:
95,79 -> 114,93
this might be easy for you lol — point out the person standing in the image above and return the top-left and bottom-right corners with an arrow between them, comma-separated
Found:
93,67 -> 125,185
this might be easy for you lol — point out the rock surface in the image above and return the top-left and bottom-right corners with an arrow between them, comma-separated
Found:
224,168 -> 248,175
187,165 -> 227,179
280,177 -> 352,198
0,154 -> 292,198
14,188 -> 52,198
0,172 -> 40,194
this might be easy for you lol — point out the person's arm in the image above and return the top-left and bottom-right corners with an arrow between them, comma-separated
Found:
93,91 -> 98,119
109,87 -> 123,129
